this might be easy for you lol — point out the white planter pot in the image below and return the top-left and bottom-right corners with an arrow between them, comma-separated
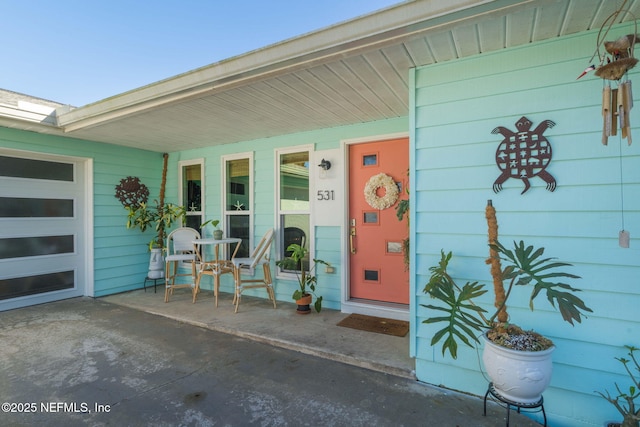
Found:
482,333 -> 555,404
148,248 -> 165,279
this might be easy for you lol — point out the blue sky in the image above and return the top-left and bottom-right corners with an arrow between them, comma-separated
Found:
2,1 -> 400,107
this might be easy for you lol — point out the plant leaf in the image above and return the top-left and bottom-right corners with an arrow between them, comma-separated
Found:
494,240 -> 592,324
422,251 -> 488,359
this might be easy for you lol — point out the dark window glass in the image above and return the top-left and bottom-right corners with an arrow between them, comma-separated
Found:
227,215 -> 250,258
226,159 -> 249,210
0,235 -> 74,260
0,271 -> 74,300
184,215 -> 202,230
182,164 -> 202,212
363,212 -> 378,224
0,197 -> 73,218
364,270 -> 379,281
280,215 -> 309,272
280,152 -> 309,208
362,154 -> 377,166
0,156 -> 73,181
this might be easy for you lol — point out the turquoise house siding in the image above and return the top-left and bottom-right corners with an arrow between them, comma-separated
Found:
169,117 -> 407,310
0,126 -> 162,297
411,25 -> 640,426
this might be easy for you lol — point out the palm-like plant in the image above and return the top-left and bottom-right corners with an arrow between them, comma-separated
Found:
125,201 -> 186,250
423,240 -> 592,359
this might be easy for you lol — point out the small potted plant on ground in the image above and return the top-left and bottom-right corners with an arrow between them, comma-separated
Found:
422,200 -> 592,404
201,219 -> 223,239
276,243 -> 329,314
597,345 -> 640,427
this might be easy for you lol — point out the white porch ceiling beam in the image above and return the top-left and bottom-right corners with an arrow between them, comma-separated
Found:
57,0 -> 535,133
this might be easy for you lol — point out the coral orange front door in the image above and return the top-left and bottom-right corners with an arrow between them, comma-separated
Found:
348,138 -> 409,304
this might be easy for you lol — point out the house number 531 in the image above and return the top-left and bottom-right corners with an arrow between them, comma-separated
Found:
317,190 -> 335,201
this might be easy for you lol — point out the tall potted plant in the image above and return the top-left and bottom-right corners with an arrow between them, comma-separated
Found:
125,201 -> 186,278
422,201 -> 592,404
119,154 -> 188,280
276,243 -> 329,314
126,201 -> 187,249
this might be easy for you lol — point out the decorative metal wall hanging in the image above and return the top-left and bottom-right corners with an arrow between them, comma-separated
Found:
491,116 -> 556,195
115,176 -> 149,208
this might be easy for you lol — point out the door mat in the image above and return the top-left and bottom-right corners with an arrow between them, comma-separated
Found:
337,314 -> 409,337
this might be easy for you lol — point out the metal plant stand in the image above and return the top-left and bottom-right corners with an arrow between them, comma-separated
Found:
143,276 -> 161,293
483,383 -> 547,427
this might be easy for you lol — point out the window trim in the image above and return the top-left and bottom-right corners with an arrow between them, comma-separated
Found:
275,145 -> 314,278
178,158 -> 205,229
221,152 -> 254,255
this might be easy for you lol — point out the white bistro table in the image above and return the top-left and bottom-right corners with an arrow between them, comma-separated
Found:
192,237 -> 242,307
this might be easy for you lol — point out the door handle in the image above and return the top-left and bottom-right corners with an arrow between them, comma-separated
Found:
350,227 -> 356,254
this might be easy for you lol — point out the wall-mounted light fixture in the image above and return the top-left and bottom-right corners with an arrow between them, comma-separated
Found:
318,158 -> 332,170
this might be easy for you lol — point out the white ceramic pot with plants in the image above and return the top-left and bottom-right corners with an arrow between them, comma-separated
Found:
482,333 -> 555,404
422,201 -> 592,406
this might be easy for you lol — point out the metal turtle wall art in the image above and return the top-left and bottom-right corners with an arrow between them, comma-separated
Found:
491,116 -> 557,195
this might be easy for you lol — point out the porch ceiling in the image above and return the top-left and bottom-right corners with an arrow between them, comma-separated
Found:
15,0 -> 640,152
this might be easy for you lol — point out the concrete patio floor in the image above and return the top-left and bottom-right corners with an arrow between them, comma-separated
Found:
102,288 -> 415,380
102,288 -> 546,425
0,294 -> 543,426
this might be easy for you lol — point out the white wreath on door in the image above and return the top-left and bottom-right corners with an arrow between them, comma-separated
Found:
364,173 -> 399,210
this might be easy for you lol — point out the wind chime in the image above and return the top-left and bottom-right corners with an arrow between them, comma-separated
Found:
590,14 -> 637,145
597,33 -> 635,146
578,1 -> 636,247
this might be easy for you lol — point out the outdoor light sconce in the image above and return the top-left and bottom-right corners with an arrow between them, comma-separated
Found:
318,158 -> 332,170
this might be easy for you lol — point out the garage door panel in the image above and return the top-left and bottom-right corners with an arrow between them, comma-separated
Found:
0,269 -> 77,301
0,150 -> 87,311
0,154 -> 74,179
0,234 -> 76,259
0,196 -> 75,218
0,220 -> 81,237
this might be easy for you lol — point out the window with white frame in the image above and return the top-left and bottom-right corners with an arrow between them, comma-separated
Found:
223,153 -> 253,258
179,160 -> 204,230
276,147 -> 311,272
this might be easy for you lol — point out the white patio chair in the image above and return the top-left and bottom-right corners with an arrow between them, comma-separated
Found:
232,228 -> 276,313
164,227 -> 200,303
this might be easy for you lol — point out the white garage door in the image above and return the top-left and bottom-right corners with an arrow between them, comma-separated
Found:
0,150 -> 90,311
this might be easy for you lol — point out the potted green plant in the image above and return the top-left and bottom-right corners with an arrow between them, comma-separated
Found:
422,201 -> 592,404
597,345 -> 640,427
276,243 -> 329,314
125,201 -> 186,279
126,201 -> 186,249
201,219 -> 223,239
